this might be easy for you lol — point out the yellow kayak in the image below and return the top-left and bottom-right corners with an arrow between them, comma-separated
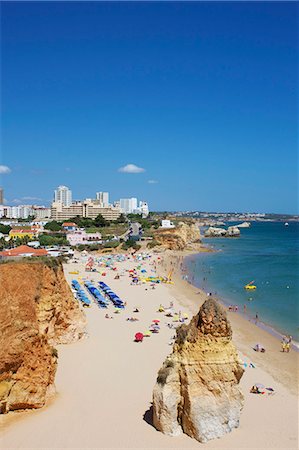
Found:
245,284 -> 256,290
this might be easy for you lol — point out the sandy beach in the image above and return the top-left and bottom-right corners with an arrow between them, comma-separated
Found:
1,250 -> 298,450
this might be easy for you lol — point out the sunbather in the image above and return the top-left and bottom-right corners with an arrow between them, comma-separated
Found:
250,385 -> 262,394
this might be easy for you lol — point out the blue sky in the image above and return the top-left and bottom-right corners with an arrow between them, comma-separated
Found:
1,2 -> 298,213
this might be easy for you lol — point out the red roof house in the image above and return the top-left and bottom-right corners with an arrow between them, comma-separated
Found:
0,245 -> 48,258
62,222 -> 78,230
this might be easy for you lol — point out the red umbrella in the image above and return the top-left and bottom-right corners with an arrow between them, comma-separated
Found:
152,319 -> 160,323
135,332 -> 144,342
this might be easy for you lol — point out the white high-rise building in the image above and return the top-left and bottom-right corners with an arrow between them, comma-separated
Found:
54,185 -> 72,207
8,205 -> 34,219
96,192 -> 109,207
139,201 -> 149,218
120,198 -> 137,214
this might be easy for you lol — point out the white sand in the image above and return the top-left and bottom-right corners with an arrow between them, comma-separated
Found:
1,252 -> 298,449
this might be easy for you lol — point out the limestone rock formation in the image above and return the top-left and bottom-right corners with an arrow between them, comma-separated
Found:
227,226 -> 241,237
204,227 -> 227,237
236,222 -> 251,228
204,226 -> 240,237
154,222 -> 201,250
0,261 -> 86,414
152,298 -> 244,443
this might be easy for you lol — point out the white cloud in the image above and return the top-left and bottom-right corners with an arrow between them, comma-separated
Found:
148,179 -> 158,184
118,163 -> 145,174
0,165 -> 11,174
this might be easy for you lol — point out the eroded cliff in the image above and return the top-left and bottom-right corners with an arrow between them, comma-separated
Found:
0,260 -> 86,413
152,298 -> 244,443
154,222 -> 201,250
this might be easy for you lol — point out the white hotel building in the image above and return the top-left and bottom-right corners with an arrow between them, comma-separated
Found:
54,185 -> 72,207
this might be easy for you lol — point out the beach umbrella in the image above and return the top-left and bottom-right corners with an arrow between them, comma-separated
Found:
141,269 -> 147,273
135,332 -> 144,341
255,383 -> 265,389
152,319 -> 160,323
144,331 -> 151,337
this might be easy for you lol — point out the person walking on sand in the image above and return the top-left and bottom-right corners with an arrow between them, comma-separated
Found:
286,335 -> 292,352
281,336 -> 287,352
255,313 -> 259,324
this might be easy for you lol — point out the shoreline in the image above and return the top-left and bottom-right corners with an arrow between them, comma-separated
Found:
158,249 -> 299,396
1,249 -> 298,449
181,243 -> 299,350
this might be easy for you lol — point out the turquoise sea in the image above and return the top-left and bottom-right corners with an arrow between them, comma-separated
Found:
184,222 -> 299,342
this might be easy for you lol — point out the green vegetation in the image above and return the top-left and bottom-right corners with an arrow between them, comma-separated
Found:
17,216 -> 35,222
69,214 -> 115,228
0,255 -> 67,268
121,239 -> 141,251
103,241 -> 119,249
0,224 -> 11,234
69,216 -> 94,228
44,221 -> 63,232
0,235 -> 33,250
115,213 -> 126,223
0,236 -> 18,250
85,227 -> 102,233
100,224 -> 127,238
146,239 -> 161,249
76,243 -> 101,252
93,214 -> 109,227
0,237 -> 6,250
38,234 -> 68,246
85,224 -> 126,238
69,214 -> 127,230
142,229 -> 154,238
127,214 -> 159,230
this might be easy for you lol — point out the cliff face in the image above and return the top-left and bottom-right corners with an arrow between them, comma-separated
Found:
36,263 -> 86,344
154,222 -> 201,250
152,298 -> 244,443
0,261 -> 86,414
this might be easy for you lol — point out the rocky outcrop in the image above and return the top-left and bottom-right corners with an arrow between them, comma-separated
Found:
152,298 -> 244,443
227,226 -> 241,237
0,261 -> 86,414
154,222 -> 201,250
236,222 -> 251,228
205,226 -> 240,237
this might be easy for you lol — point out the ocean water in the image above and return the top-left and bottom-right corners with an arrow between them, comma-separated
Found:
185,222 -> 299,341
